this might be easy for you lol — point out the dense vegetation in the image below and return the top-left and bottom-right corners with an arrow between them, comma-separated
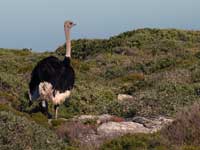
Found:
0,109 -> 68,150
1,28 -> 200,149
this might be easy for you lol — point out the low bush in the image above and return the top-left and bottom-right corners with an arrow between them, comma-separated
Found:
191,67 -> 200,82
56,121 -> 95,148
100,133 -> 170,150
162,102 -> 200,146
0,110 -> 69,150
31,112 -> 49,127
143,57 -> 176,74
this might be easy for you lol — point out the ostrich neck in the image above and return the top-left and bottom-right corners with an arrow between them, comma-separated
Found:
65,28 -> 71,57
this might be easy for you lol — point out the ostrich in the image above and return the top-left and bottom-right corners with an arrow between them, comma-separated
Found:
29,20 -> 76,119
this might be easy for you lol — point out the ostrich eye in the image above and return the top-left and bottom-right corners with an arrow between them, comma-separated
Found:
70,22 -> 73,25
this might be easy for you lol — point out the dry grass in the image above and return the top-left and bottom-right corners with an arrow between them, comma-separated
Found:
162,102 -> 200,146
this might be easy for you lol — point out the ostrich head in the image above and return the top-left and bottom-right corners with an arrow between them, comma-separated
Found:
64,20 -> 76,57
64,20 -> 76,29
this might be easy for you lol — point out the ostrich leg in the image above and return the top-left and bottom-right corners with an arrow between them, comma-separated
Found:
54,104 -> 59,119
39,100 -> 52,119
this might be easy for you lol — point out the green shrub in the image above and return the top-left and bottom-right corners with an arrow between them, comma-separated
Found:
100,133 -> 170,150
106,101 -> 137,118
181,146 -> 200,150
104,67 -> 125,79
143,57 -> 176,74
31,112 -> 49,127
0,110 -> 69,150
51,119 -> 67,128
194,51 -> 200,59
191,67 -> 200,82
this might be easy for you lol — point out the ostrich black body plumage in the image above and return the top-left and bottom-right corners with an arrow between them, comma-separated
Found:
29,56 -> 75,99
29,56 -> 75,118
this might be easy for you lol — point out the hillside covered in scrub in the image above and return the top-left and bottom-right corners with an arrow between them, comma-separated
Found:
1,28 -> 200,149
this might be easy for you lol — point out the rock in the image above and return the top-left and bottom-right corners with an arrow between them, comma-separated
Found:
97,116 -> 173,138
97,121 -> 151,137
131,116 -> 153,127
150,116 -> 173,132
117,94 -> 134,102
131,116 -> 173,132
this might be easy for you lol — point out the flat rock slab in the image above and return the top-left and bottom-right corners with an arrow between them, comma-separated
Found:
97,121 -> 151,137
131,116 -> 173,132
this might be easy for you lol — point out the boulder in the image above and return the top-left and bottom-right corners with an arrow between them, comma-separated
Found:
97,121 -> 150,137
131,116 -> 173,132
117,94 -> 134,102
